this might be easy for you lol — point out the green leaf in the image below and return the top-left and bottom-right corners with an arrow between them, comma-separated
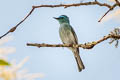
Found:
0,59 -> 10,66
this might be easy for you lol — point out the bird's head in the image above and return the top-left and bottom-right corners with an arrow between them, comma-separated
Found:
54,15 -> 70,24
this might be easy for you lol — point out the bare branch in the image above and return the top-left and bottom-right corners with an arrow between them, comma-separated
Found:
27,33 -> 120,49
0,7 -> 35,39
0,1 -> 118,39
98,9 -> 111,22
98,4 -> 117,22
115,0 -> 120,6
33,1 -> 111,8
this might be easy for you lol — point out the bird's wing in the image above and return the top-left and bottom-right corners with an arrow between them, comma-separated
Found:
69,25 -> 79,44
59,23 -> 78,44
70,26 -> 85,71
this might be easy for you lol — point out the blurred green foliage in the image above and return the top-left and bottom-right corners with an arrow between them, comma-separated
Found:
0,59 -> 10,66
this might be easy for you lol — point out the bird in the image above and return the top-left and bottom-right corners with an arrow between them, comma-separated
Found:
54,15 -> 85,72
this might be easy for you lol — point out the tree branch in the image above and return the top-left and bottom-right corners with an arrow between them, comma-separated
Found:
33,1 -> 111,8
27,32 -> 120,49
0,7 -> 35,39
0,0 -> 118,39
115,0 -> 120,6
98,4 -> 117,22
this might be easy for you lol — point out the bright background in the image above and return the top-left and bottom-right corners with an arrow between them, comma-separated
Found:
0,0 -> 120,80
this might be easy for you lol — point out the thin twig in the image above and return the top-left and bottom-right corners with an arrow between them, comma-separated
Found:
0,7 -> 35,39
115,0 -> 120,6
98,4 -> 117,22
98,9 -> 111,22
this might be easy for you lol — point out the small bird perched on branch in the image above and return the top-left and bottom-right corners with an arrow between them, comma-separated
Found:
54,15 -> 85,72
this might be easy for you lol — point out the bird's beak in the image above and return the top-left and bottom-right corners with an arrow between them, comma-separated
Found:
53,17 -> 59,20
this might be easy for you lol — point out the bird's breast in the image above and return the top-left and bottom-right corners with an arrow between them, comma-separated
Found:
59,24 -> 75,44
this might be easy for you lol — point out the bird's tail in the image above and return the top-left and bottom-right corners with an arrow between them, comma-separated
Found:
73,49 -> 85,72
